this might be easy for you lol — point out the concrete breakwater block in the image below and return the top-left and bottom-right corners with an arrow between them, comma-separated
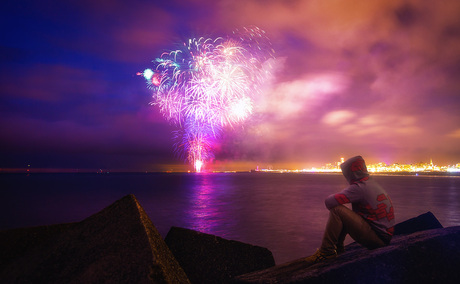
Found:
0,194 -> 190,283
394,211 -> 443,235
165,227 -> 275,284
235,212 -> 460,283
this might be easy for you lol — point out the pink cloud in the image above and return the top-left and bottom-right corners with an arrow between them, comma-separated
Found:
255,72 -> 349,120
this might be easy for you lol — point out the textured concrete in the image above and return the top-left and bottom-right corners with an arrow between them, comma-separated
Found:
394,211 -> 443,235
165,226 -> 275,283
235,212 -> 460,284
2,199 -> 456,284
0,195 -> 190,283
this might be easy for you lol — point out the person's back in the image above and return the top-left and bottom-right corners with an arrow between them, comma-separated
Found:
354,178 -> 395,243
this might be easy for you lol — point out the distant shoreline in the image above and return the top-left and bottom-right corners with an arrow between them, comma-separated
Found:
248,171 -> 460,177
1,169 -> 459,177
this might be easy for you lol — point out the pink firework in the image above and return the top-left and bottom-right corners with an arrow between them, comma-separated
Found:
140,26 -> 275,172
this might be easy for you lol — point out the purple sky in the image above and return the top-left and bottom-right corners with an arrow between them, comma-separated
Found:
1,0 -> 460,171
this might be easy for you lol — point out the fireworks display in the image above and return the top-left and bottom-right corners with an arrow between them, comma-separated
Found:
140,26 -> 275,172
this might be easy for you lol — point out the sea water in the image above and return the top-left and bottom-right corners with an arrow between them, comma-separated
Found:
1,172 -> 459,264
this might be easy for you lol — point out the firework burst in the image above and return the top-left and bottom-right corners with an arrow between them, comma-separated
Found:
140,26 -> 275,172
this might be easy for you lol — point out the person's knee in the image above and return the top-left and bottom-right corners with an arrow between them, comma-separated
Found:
329,204 -> 348,214
329,205 -> 360,224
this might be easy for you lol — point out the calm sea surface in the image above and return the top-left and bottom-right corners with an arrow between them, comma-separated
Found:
1,172 -> 460,264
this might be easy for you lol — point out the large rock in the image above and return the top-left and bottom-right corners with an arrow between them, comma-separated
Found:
165,226 -> 275,283
394,211 -> 443,235
0,194 -> 190,283
235,213 -> 460,284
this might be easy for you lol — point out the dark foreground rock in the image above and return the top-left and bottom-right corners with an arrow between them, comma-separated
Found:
2,197 -> 458,284
394,211 -> 443,235
235,225 -> 460,283
165,226 -> 275,283
0,194 -> 190,283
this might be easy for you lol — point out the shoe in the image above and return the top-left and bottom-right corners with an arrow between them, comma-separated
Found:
336,245 -> 345,254
304,249 -> 337,265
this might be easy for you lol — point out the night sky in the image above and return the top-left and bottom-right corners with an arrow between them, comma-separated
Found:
1,0 -> 460,172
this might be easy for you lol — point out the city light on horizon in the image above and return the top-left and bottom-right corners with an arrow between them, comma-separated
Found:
250,159 -> 460,174
3,157 -> 460,174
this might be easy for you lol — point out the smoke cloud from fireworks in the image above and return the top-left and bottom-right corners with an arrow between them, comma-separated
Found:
140,27 -> 275,171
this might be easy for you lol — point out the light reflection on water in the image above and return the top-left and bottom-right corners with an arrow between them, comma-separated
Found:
186,173 -> 236,235
1,172 -> 460,264
447,180 -> 460,224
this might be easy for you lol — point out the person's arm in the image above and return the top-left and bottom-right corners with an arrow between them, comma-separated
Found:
324,185 -> 362,210
325,193 -> 348,209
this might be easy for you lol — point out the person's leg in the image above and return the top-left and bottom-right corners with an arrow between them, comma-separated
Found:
304,206 -> 347,264
336,227 -> 347,254
319,206 -> 347,254
305,205 -> 385,265
321,205 -> 385,252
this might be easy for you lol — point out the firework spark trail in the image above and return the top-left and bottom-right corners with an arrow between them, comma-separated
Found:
140,26 -> 275,172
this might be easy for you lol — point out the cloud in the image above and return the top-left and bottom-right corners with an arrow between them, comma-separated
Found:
0,64 -> 104,102
447,129 -> 460,139
0,110 -> 173,157
322,111 -> 421,138
255,72 -> 349,120
322,110 -> 356,126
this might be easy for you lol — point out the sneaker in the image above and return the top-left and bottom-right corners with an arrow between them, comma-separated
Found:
336,245 -> 345,254
304,249 -> 337,265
